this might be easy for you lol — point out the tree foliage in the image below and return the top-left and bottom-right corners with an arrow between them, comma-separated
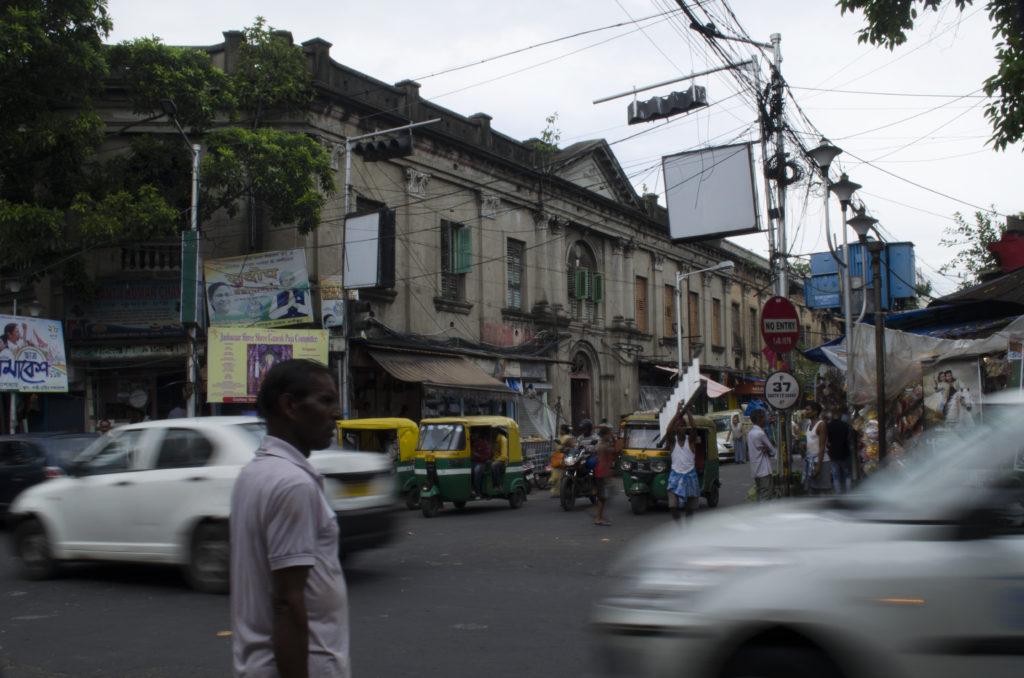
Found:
0,7 -> 333,294
837,0 -> 1024,150
938,210 -> 1002,288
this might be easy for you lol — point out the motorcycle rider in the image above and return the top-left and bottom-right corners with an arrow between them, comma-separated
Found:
576,419 -> 600,456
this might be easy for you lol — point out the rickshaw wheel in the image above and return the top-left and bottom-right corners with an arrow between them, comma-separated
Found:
453,500 -> 467,510
508,486 -> 526,509
706,486 -> 720,508
404,486 -> 421,511
629,494 -> 649,515
421,496 -> 441,518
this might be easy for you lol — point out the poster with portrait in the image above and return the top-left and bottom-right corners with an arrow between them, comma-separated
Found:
207,327 -> 328,403
204,249 -> 313,328
0,315 -> 69,393
319,275 -> 345,329
922,358 -> 982,430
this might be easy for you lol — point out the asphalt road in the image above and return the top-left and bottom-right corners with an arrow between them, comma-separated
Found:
0,463 -> 755,678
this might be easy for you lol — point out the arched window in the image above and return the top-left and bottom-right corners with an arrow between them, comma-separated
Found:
567,241 -> 602,324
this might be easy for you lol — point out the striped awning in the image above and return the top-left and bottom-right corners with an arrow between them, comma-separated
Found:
369,350 -> 513,394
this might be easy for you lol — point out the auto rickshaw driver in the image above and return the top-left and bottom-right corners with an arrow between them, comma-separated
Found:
491,428 -> 508,490
471,428 -> 492,496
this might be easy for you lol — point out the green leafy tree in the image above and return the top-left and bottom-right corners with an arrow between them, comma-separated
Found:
938,210 -> 1003,288
837,0 -> 1024,150
0,9 -> 334,293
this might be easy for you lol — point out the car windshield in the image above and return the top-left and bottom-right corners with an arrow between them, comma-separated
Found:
41,435 -> 99,467
851,412 -> 1024,521
233,423 -> 267,452
712,417 -> 731,433
624,426 -> 661,449
419,424 -> 465,451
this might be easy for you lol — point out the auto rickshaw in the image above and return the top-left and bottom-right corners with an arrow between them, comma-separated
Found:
618,411 -> 720,514
414,416 -> 529,518
337,418 -> 420,509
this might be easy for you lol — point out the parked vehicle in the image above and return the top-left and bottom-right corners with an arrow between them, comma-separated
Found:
0,433 -> 99,514
415,416 -> 528,517
618,411 -> 720,514
337,417 -> 419,509
8,417 -> 396,593
591,414 -> 1024,678
559,443 -> 597,511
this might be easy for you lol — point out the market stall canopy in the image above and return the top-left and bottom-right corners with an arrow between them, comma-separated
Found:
369,350 -> 513,395
654,365 -> 733,398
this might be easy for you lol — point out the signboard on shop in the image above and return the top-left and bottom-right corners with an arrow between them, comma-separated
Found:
0,315 -> 69,393
207,327 -> 328,403
760,296 -> 800,354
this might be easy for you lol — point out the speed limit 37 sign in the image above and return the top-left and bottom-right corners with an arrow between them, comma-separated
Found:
764,371 -> 800,410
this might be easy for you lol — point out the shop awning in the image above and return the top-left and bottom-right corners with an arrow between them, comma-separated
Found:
654,366 -> 733,398
369,350 -> 513,394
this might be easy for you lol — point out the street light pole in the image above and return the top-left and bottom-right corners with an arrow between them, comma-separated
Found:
849,208 -> 886,464
161,99 -> 203,419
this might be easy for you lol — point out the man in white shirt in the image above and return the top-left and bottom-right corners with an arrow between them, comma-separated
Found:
231,359 -> 349,678
746,408 -> 777,502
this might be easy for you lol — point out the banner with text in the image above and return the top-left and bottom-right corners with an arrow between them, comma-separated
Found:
319,275 -> 345,329
207,327 -> 328,403
205,249 -> 313,328
0,315 -> 69,393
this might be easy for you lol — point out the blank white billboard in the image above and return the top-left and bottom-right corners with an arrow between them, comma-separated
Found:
344,211 -> 380,289
662,142 -> 760,241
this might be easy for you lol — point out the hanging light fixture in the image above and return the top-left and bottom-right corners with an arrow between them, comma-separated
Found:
28,299 -> 42,318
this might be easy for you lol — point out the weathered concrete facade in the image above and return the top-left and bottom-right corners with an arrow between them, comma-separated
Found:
32,29 -> 839,430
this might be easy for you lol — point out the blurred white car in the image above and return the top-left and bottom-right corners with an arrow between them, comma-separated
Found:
8,417 -> 396,593
591,419 -> 1024,678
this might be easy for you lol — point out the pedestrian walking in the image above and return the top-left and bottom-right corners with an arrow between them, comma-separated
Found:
747,409 -> 777,502
827,410 -> 854,493
665,401 -> 701,522
729,412 -> 746,464
592,423 -> 619,526
804,402 -> 832,496
230,359 -> 349,678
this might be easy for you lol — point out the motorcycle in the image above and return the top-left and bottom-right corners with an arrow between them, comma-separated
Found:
522,460 -> 535,493
559,444 -> 597,511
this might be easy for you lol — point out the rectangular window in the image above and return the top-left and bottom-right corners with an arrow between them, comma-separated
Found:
688,291 -> 701,339
664,285 -> 676,336
441,220 -> 470,300
568,266 -> 601,324
712,298 -> 722,346
634,276 -> 648,333
731,302 -> 742,348
749,307 -> 758,354
506,239 -> 524,310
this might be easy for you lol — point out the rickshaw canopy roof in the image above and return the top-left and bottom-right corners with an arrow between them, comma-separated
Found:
337,417 -> 418,433
418,416 -> 521,461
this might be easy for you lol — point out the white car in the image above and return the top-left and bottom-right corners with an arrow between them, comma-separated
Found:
591,416 -> 1024,678
8,417 -> 397,593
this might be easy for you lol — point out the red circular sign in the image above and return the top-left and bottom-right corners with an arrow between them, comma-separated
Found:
760,296 -> 800,353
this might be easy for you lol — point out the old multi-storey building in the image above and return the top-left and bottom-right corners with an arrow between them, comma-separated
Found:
20,29 -> 839,432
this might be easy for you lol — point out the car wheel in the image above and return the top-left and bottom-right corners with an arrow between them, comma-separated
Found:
706,486 -> 720,508
421,496 -> 441,518
404,486 -> 421,510
187,522 -> 230,594
453,500 -> 467,510
15,518 -> 58,580
721,646 -> 840,678
629,494 -> 648,515
508,486 -> 526,509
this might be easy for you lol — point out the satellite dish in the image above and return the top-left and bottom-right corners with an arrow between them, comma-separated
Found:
128,390 -> 148,409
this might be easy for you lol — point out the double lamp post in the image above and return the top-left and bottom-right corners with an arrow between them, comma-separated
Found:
807,138 -> 888,463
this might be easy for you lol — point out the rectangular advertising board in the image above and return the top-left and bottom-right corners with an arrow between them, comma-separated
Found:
205,249 -> 313,328
207,327 -> 328,403
0,315 -> 69,393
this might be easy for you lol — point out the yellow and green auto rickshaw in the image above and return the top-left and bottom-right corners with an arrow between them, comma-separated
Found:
337,418 -> 420,509
415,416 -> 529,518
618,411 -> 720,514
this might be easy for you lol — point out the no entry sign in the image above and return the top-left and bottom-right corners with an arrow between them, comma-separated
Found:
760,296 -> 800,353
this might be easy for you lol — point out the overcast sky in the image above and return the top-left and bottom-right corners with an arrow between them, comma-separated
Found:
106,0 -> 1021,296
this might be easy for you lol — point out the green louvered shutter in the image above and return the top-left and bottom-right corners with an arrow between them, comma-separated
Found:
453,225 -> 472,273
591,272 -> 604,302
